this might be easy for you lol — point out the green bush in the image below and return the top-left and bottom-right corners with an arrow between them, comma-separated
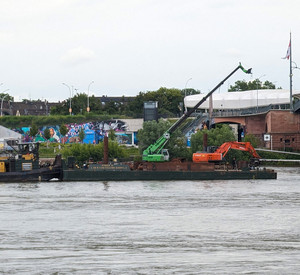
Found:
61,141 -> 128,164
0,114 -> 129,128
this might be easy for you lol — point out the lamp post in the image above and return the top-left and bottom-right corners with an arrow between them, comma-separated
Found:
1,89 -> 10,116
87,81 -> 94,113
45,100 -> 48,116
256,74 -> 266,111
62,83 -> 72,115
184,78 -> 192,112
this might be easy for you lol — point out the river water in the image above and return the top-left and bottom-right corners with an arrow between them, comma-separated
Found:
0,167 -> 300,274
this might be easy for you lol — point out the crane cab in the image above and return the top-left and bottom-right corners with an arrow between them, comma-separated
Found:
161,149 -> 169,161
142,149 -> 169,162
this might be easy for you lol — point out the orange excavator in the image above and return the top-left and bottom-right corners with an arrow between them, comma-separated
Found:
193,141 -> 261,163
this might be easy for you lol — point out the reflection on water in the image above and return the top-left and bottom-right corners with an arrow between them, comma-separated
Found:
0,167 -> 300,274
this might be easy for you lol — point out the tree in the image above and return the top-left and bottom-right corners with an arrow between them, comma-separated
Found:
29,123 -> 38,139
244,133 -> 260,148
69,93 -> 89,115
61,142 -> 127,163
190,124 -> 235,153
228,79 -> 278,92
0,93 -> 14,102
104,101 -> 119,114
181,88 -> 201,97
50,101 -> 69,115
127,87 -> 184,118
50,93 -> 102,115
78,127 -> 85,143
59,124 -> 68,137
59,124 -> 68,144
138,119 -> 190,159
44,128 -> 51,140
108,129 -> 116,141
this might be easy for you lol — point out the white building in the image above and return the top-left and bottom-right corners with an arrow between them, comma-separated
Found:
184,89 -> 300,110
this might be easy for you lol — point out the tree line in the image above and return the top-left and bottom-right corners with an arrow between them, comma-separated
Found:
49,87 -> 200,118
228,79 -> 279,91
2,79 -> 277,119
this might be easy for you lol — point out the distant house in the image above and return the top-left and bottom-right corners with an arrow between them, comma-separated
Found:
1,100 -> 60,116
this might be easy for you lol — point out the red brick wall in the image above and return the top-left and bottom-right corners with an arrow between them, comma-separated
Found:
245,114 -> 266,135
264,111 -> 300,150
214,111 -> 300,151
266,111 -> 300,133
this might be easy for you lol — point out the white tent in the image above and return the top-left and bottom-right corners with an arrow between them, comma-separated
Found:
0,125 -> 22,140
184,89 -> 300,110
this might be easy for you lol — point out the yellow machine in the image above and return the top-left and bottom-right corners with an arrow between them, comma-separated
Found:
0,162 -> 6,173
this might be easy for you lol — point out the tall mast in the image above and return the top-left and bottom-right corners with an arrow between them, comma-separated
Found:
289,32 -> 293,112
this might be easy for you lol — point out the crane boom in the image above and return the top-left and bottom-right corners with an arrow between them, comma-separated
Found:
142,63 -> 252,162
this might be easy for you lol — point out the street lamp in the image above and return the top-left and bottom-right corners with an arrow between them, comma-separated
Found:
256,74 -> 266,111
44,100 -> 49,116
87,81 -> 94,113
184,78 -> 192,112
62,83 -> 72,115
1,89 -> 10,116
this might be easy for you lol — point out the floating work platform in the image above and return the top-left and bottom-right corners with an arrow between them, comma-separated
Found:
62,159 -> 277,182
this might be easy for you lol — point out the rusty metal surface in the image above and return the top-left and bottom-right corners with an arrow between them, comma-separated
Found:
136,160 -> 215,172
103,136 -> 108,164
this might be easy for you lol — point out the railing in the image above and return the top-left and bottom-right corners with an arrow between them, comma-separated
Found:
211,104 -> 292,117
181,113 -> 208,135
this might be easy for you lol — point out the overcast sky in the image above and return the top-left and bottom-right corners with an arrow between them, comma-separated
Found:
1,0 -> 300,102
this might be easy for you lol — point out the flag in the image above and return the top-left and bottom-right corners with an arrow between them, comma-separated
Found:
282,40 -> 291,59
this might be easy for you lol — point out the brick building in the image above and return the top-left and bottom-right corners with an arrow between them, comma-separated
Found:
1,100 -> 60,116
215,111 -> 300,151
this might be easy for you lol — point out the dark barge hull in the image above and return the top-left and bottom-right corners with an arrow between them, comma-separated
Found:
0,167 -> 62,183
62,169 -> 277,181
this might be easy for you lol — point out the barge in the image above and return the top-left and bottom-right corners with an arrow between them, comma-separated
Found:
62,158 -> 277,181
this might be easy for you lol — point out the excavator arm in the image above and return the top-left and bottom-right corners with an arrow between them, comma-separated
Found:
216,142 -> 261,159
193,142 -> 261,163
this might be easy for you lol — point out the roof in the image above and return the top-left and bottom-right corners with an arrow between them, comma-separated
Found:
184,89 -> 300,110
121,119 -> 144,132
0,125 -> 22,139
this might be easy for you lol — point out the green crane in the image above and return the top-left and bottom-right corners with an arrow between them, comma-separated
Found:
142,63 -> 252,162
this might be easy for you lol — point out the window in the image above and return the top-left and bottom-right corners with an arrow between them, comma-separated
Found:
285,139 -> 290,145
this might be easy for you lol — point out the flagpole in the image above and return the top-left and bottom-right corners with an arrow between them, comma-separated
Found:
289,32 -> 293,112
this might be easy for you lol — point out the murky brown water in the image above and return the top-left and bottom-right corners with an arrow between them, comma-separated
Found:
1,167 -> 300,274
